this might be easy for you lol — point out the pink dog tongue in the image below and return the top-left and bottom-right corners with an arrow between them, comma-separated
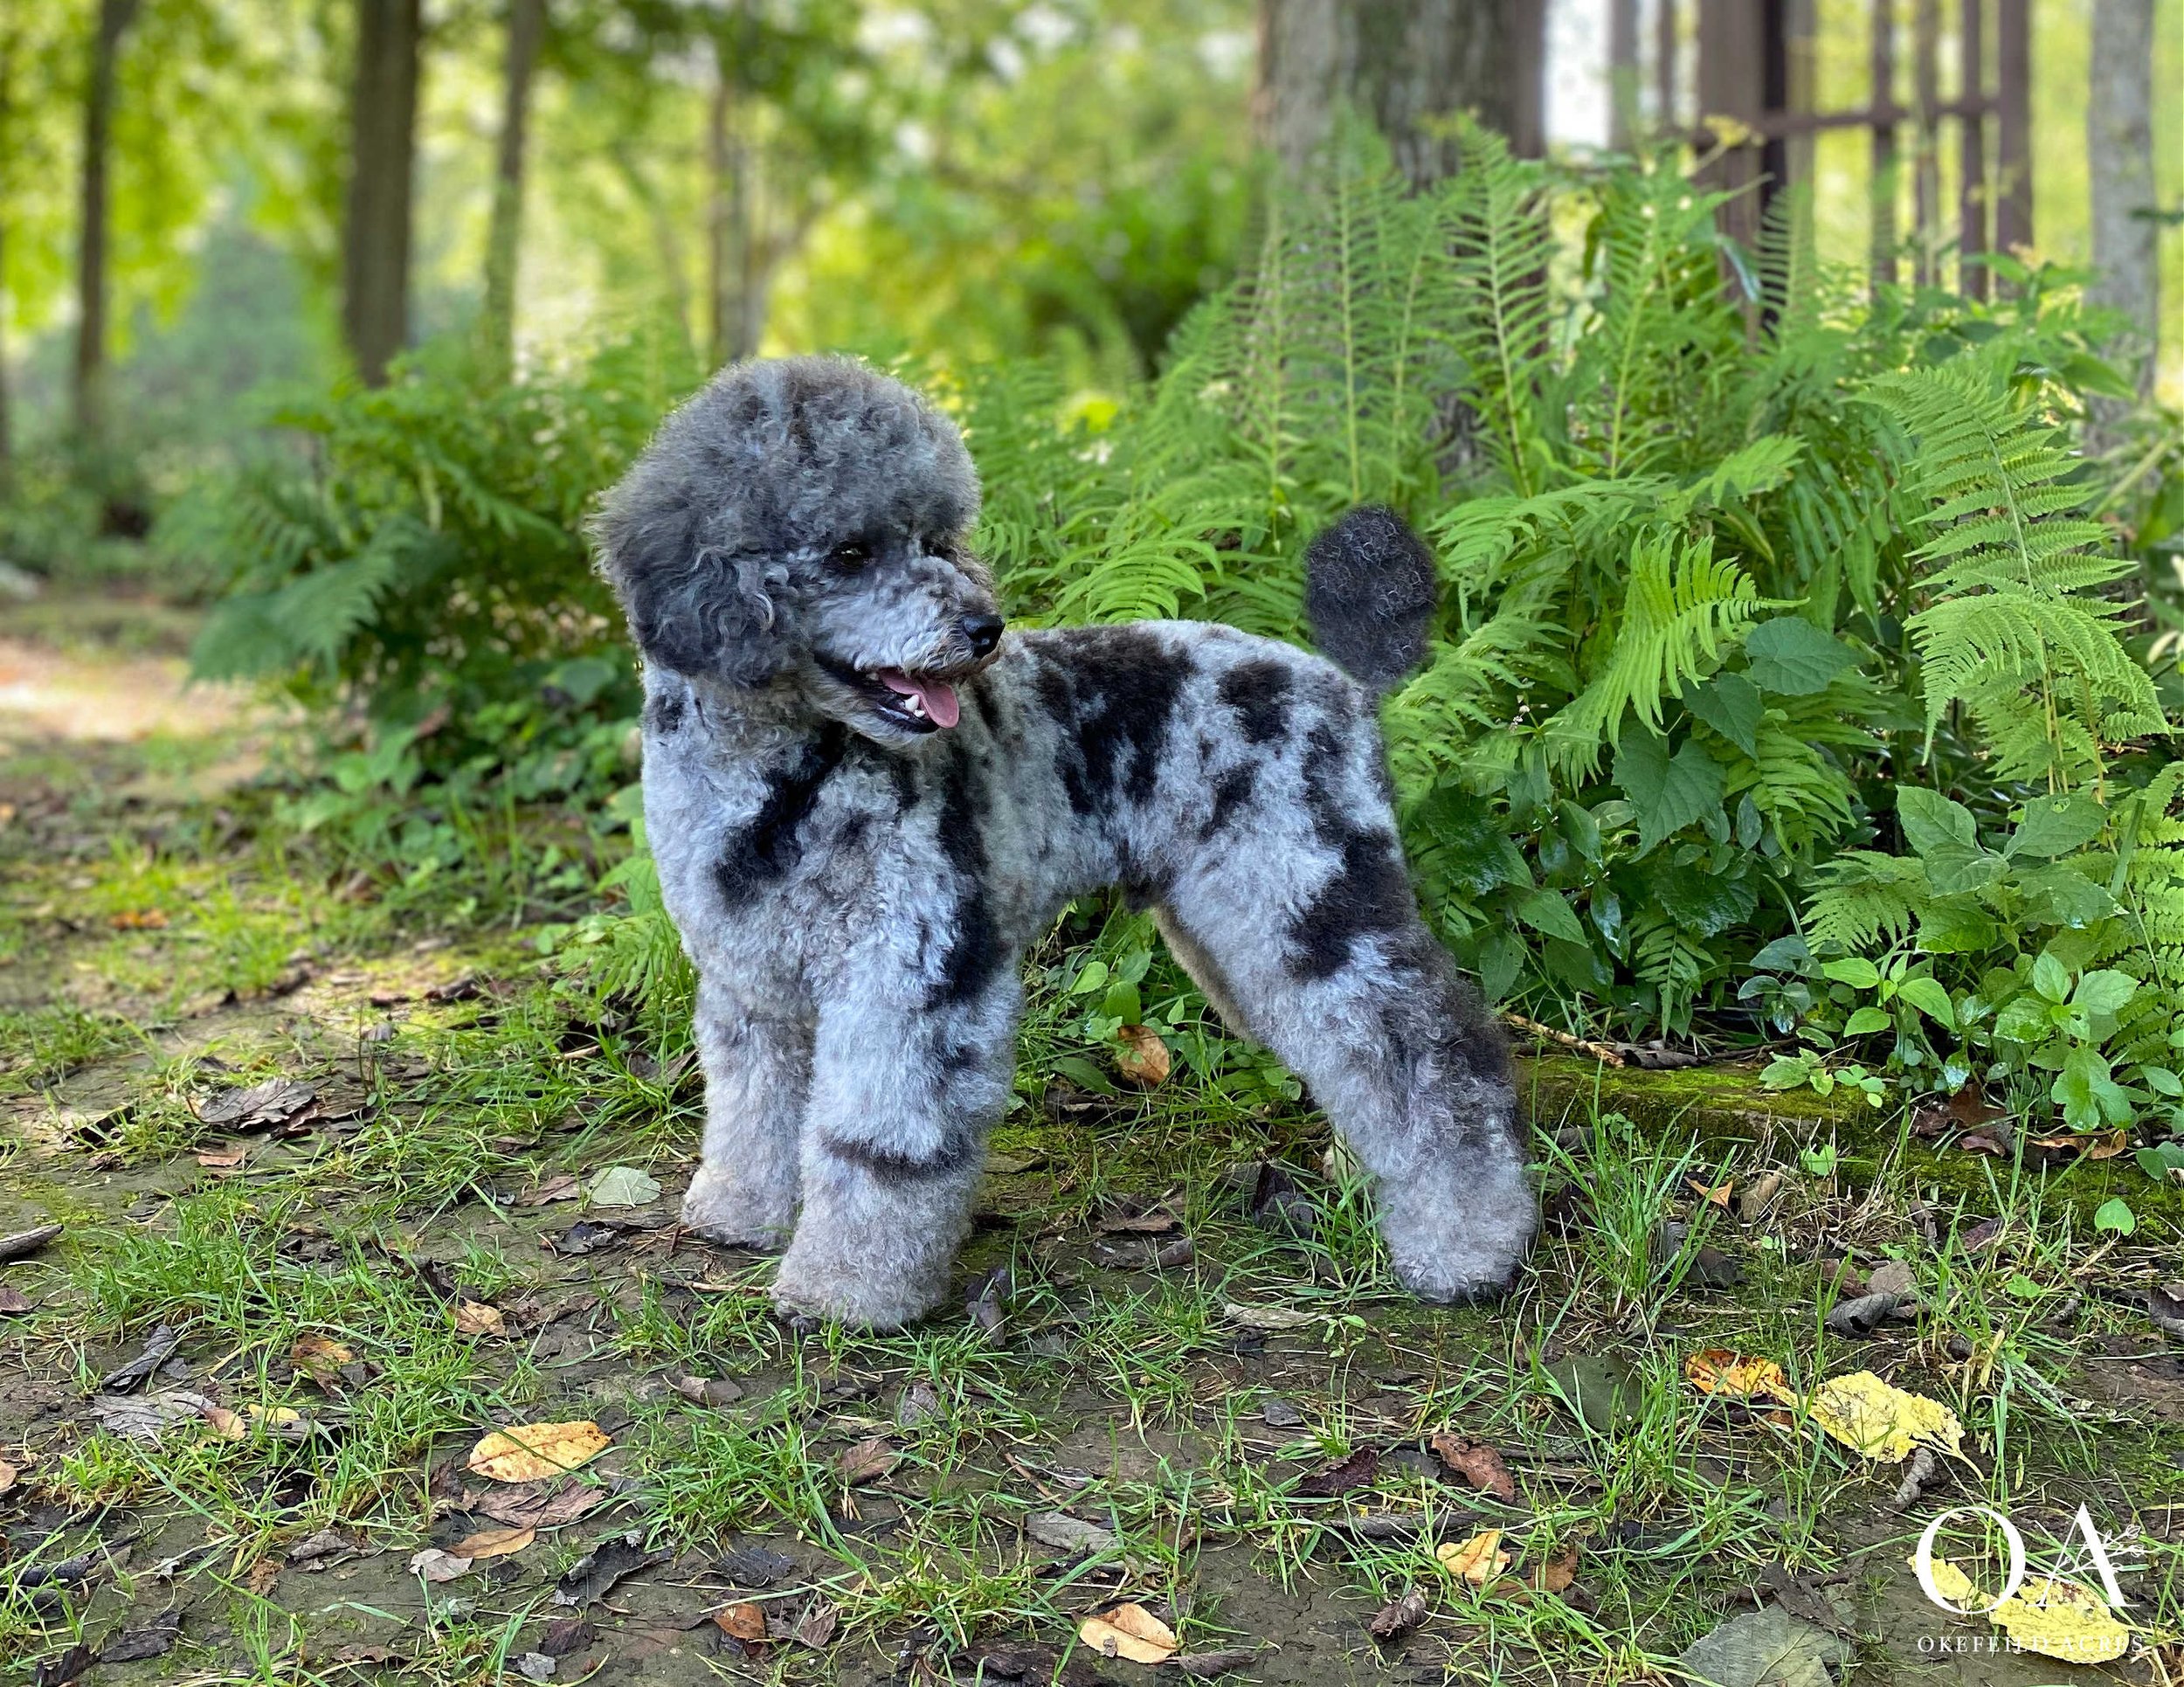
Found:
879,669 -> 961,728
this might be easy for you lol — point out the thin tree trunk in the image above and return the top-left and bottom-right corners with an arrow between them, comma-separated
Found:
707,27 -> 761,368
0,26 -> 15,487
1255,0 -> 1545,186
481,0 -> 543,377
706,53 -> 733,370
2086,0 -> 2158,400
73,0 -> 142,442
342,0 -> 422,386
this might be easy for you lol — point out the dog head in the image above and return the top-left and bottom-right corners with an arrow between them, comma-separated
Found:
592,356 -> 1002,743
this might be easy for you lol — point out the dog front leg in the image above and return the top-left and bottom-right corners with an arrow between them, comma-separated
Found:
771,971 -> 1018,1331
679,978 -> 812,1250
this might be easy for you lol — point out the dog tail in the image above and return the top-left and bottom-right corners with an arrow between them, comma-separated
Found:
1303,506 -> 1439,695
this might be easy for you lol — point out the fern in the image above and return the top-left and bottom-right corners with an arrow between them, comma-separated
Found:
1866,357 -> 2167,791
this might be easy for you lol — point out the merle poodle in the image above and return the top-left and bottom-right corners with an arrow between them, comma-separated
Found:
592,355 -> 1534,1329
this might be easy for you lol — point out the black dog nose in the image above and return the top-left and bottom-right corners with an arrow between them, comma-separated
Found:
961,613 -> 1004,657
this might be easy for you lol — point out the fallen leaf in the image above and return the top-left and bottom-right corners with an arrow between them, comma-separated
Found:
1223,1300 -> 1317,1331
522,1174 -> 583,1206
1025,1511 -> 1119,1555
453,1524 -> 536,1560
895,1379 -> 942,1427
195,1078 -> 316,1132
1115,1025 -> 1171,1087
1824,1291 -> 1898,1338
981,1148 -> 1047,1174
1260,1395 -> 1304,1428
1097,1208 -> 1178,1234
713,1601 -> 768,1643
201,1406 -> 246,1440
109,908 -> 169,929
2084,1129 -> 2132,1161
1679,1605 -> 1852,1687
1684,1348 -> 1795,1404
834,1437 -> 900,1484
1989,1577 -> 2133,1664
465,1478 -> 608,1531
247,1404 -> 315,1441
97,1608 -> 183,1663
468,1420 -> 612,1483
194,1144 -> 247,1169
671,1374 -> 744,1407
284,1530 -> 359,1570
453,1301 -> 506,1337
1175,1648 -> 1261,1677
554,1531 -> 673,1605
89,1389 -> 218,1444
584,1165 -> 661,1207
1689,1177 -> 1734,1207
409,1548 -> 473,1582
1532,1543 -> 1579,1594
290,1332 -> 356,1386
100,1323 -> 181,1393
1805,1372 -> 1963,1461
0,1285 -> 32,1314
1736,1171 -> 1785,1223
0,1459 -> 16,1494
1435,1529 -> 1510,1586
535,1616 -> 596,1657
1298,1447 -> 1379,1497
715,1544 -> 794,1587
29,1643 -> 93,1687
1367,1587 -> 1428,1641
1077,1602 -> 1178,1666
1957,1130 -> 2007,1156
0,1222 -> 63,1262
2145,1283 -> 2184,1339
1429,1433 -> 1517,1503
793,1600 -> 839,1649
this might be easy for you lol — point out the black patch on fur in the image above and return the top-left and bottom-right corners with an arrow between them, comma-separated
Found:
1041,626 -> 1191,817
1288,723 -> 1415,980
644,688 -> 688,735
1217,660 -> 1293,744
884,752 -> 921,813
930,745 -> 1003,1008
819,1130 -> 977,1185
1202,765 -> 1256,840
713,723 -> 847,909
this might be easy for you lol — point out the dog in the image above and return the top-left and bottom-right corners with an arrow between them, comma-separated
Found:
592,355 -> 1535,1329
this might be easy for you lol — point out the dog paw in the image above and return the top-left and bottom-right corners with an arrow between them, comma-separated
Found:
680,1166 -> 792,1252
769,1258 -> 945,1333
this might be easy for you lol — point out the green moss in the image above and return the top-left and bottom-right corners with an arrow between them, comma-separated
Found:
1517,1053 -> 2184,1237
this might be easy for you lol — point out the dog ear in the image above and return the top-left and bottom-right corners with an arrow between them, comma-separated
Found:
597,504 -> 784,688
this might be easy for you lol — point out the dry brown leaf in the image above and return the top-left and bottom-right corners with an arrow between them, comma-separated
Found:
290,1333 -> 356,1386
795,1600 -> 840,1649
195,1144 -> 247,1169
1367,1587 -> 1428,1642
466,1478 -> 608,1530
452,1524 -> 536,1560
1683,1348 -> 1796,1404
453,1301 -> 506,1337
245,1557 -> 282,1595
1435,1529 -> 1510,1586
409,1547 -> 472,1582
467,1420 -> 611,1484
522,1174 -> 583,1206
1531,1544 -> 1579,1594
0,1285 -> 31,1314
1688,1178 -> 1733,1207
1078,1602 -> 1178,1665
201,1406 -> 247,1441
0,1458 -> 17,1495
110,909 -> 169,930
2085,1130 -> 2132,1161
834,1437 -> 900,1484
1428,1433 -> 1517,1503
1114,1025 -> 1172,1087
713,1601 -> 768,1643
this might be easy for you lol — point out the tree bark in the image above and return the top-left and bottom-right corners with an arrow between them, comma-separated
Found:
2086,0 -> 2158,398
481,0 -> 544,377
706,28 -> 762,368
1255,0 -> 1545,186
342,0 -> 422,386
73,0 -> 142,442
0,25 -> 15,486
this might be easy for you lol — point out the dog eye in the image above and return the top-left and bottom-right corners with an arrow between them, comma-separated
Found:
829,540 -> 871,569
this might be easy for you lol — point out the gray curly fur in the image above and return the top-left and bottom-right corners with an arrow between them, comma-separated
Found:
595,355 -> 1535,1331
1304,505 -> 1440,695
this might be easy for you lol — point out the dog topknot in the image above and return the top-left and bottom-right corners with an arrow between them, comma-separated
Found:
1303,505 -> 1440,695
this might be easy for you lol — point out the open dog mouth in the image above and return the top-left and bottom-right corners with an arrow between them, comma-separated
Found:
818,657 -> 964,731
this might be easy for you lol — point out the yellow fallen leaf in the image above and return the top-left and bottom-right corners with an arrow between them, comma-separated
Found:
1688,1178 -> 1733,1207
1114,1026 -> 1171,1088
1435,1528 -> 1510,1586
453,1300 -> 505,1337
1806,1372 -> 1962,1462
1990,1578 -> 2132,1664
1917,1552 -> 1984,1611
467,1420 -> 611,1483
451,1523 -> 536,1560
1684,1348 -> 1795,1404
1077,1602 -> 1178,1665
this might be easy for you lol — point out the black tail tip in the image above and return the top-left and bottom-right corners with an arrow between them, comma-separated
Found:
1303,506 -> 1439,695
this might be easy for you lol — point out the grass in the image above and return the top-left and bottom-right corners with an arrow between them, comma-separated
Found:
3,716 -> 2181,1684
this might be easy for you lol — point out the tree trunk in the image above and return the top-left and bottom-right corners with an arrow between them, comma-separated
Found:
342,0 -> 422,386
0,25 -> 15,487
1255,0 -> 1545,185
2086,0 -> 2158,398
73,0 -> 142,442
480,0 -> 543,377
706,30 -> 759,368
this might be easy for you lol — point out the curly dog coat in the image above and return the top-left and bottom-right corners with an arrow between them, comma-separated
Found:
593,355 -> 1535,1329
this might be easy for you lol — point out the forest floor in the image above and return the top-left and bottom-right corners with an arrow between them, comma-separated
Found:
2,597 -> 2181,1687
